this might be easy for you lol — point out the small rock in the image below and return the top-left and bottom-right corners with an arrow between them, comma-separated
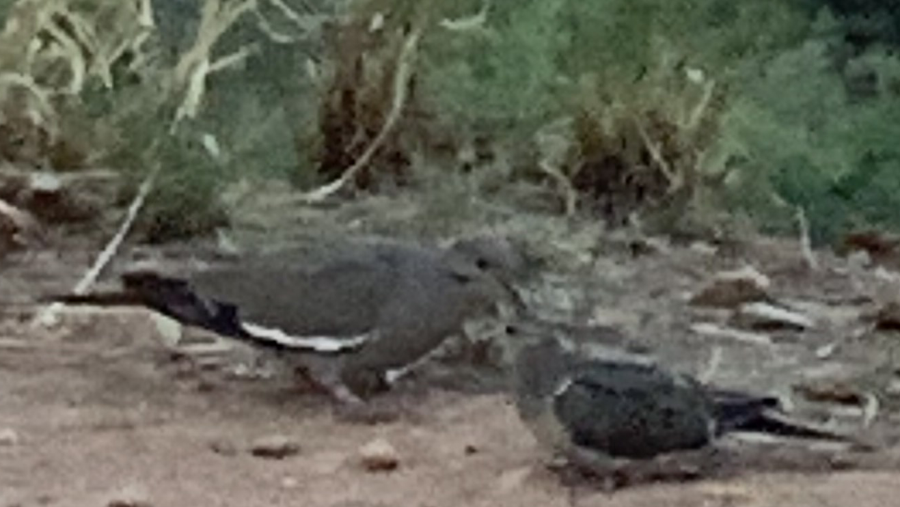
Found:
280,477 -> 299,489
697,484 -> 755,505
209,439 -> 239,456
690,266 -> 770,308
249,434 -> 301,459
886,379 -> 900,396
358,438 -> 400,472
689,241 -> 718,255
108,500 -> 152,507
815,342 -> 839,359
106,485 -> 151,507
149,313 -> 183,349
873,301 -> 900,331
0,427 -> 19,446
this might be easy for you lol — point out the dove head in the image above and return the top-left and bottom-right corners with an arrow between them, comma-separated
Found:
446,235 -> 533,283
443,235 -> 531,314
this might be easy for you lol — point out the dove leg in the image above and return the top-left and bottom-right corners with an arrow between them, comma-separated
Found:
279,353 -> 368,404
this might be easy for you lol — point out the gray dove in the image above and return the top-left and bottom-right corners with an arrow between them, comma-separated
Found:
49,236 -> 527,401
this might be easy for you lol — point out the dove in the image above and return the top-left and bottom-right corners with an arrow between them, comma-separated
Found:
49,236 -> 528,401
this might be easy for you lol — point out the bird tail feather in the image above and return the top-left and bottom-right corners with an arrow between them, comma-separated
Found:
44,271 -> 371,355
734,411 -> 853,442
711,390 -> 862,445
43,270 -> 246,339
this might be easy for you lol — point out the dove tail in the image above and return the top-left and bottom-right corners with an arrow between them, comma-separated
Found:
44,291 -> 147,306
45,270 -> 247,340
711,390 -> 781,434
711,390 -> 853,442
732,412 -> 853,442
45,270 -> 370,355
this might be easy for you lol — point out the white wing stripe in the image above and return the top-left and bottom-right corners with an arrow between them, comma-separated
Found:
241,322 -> 373,352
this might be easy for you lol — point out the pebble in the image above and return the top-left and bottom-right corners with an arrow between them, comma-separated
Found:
358,438 -> 400,472
209,439 -> 239,457
249,434 -> 301,459
689,266 -> 770,308
108,500 -> 152,507
106,485 -> 152,507
0,428 -> 20,446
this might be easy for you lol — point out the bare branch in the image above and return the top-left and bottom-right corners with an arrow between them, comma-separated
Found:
293,26 -> 422,204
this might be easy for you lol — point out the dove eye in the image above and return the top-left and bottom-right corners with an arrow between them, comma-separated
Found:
451,272 -> 475,284
504,324 -> 519,335
475,258 -> 490,270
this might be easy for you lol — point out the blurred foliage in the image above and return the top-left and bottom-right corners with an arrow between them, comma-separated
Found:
723,23 -> 900,243
415,0 -> 900,243
416,0 -> 814,227
0,0 -> 338,240
1,0 -> 900,244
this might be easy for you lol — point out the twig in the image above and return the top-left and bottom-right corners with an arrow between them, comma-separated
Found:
172,0 -> 257,127
796,206 -> 819,271
32,167 -> 158,327
861,392 -> 880,428
439,2 -> 489,31
539,160 -> 577,217
293,26 -> 422,204
685,78 -> 715,132
633,116 -> 679,189
690,322 -> 773,347
697,345 -> 723,384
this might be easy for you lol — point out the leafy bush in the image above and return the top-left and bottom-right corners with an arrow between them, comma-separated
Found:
0,0 -> 340,240
418,0 -> 812,223
721,10 -> 900,244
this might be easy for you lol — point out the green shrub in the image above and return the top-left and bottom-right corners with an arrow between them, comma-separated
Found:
722,18 -> 900,244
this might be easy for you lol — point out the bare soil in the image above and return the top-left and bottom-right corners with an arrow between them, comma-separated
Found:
3,234 -> 900,507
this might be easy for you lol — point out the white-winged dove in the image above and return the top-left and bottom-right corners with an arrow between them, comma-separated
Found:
506,325 -> 858,485
51,236 -> 527,401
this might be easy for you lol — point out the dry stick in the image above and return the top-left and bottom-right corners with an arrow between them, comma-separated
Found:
796,206 -> 819,271
539,160 -> 577,217
633,117 -> 678,188
32,167 -> 158,327
292,27 -> 422,204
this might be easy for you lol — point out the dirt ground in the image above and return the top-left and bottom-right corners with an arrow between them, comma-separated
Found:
4,229 -> 900,507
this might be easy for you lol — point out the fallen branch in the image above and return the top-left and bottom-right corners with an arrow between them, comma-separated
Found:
690,322 -> 774,347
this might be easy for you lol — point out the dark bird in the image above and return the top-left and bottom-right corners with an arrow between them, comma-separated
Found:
49,236 -> 528,401
507,326 -> 861,486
